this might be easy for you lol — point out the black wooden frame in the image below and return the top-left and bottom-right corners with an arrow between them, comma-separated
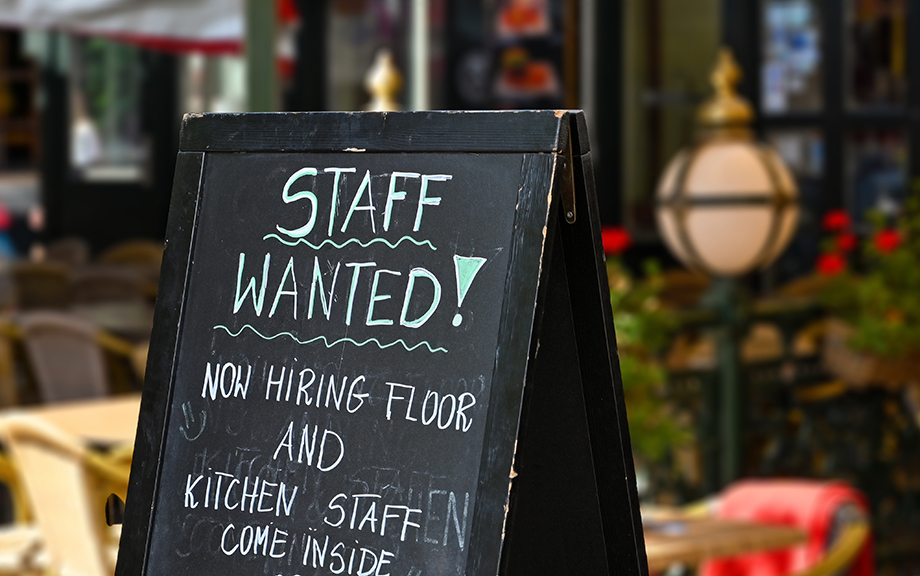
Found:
115,110 -> 645,576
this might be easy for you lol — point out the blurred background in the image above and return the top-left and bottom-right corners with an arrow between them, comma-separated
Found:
0,0 -> 918,575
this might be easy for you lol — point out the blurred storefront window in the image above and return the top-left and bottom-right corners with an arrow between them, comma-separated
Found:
761,0 -> 823,114
768,129 -> 824,178
492,0 -> 565,109
766,129 -> 824,278
317,0 -> 575,112
24,30 -> 179,251
0,32 -> 39,172
322,0 -> 447,111
326,0 -> 408,111
181,53 -> 247,114
69,38 -> 148,183
735,0 -> 918,283
846,0 -> 907,111
623,0 -> 721,238
0,31 -> 40,222
847,129 -> 908,226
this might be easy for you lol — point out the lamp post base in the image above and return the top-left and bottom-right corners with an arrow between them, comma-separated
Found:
702,276 -> 748,489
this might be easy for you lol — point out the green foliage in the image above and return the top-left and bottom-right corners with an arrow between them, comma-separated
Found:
607,259 -> 690,461
821,195 -> 920,358
609,259 -> 675,352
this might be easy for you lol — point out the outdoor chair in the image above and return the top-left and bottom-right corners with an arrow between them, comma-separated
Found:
17,312 -> 109,402
11,262 -> 71,310
97,239 -> 163,302
699,479 -> 873,576
0,319 -> 19,409
68,267 -> 154,345
45,238 -> 91,269
0,522 -> 43,575
70,266 -> 147,307
97,239 -> 163,270
0,413 -> 128,576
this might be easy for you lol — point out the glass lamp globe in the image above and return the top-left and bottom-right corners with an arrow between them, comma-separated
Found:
656,50 -> 799,277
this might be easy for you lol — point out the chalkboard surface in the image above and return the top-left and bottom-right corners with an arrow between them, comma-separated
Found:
117,111 -> 647,576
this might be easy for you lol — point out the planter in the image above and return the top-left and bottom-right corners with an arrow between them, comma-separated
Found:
822,318 -> 920,388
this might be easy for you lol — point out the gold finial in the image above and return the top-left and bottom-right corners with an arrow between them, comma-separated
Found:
364,49 -> 403,112
697,48 -> 754,131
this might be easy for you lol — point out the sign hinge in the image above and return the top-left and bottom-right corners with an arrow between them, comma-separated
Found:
560,138 -> 577,224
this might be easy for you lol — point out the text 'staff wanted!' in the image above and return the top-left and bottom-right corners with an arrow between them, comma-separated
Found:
116,111 -> 648,576
150,152 -> 517,576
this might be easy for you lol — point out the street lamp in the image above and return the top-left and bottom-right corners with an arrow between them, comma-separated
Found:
656,49 -> 799,276
655,48 -> 799,487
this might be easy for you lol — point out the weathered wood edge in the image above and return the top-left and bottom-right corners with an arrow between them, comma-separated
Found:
466,151 -> 558,576
561,114 -> 649,576
115,151 -> 205,576
570,110 -> 591,156
497,185 -> 616,574
179,110 -> 572,154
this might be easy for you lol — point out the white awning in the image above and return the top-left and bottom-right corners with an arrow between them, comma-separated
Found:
0,0 -> 244,53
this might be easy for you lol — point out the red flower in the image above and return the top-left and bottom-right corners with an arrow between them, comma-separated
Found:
874,229 -> 902,253
836,233 -> 858,252
602,226 -> 632,255
822,209 -> 850,232
816,252 -> 846,276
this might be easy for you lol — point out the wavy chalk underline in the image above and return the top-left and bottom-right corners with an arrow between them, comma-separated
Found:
213,324 -> 448,354
262,234 -> 437,251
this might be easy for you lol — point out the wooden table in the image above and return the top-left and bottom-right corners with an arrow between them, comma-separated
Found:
22,393 -> 141,446
644,516 -> 808,572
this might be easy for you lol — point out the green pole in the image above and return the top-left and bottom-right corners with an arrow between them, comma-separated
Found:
706,277 -> 746,487
246,0 -> 277,112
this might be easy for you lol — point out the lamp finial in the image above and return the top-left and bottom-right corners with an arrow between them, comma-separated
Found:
364,48 -> 403,112
697,47 -> 754,131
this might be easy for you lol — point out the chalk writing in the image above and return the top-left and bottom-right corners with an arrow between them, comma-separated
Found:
262,235 -> 438,251
149,151 -> 518,576
180,402 -> 206,441
213,325 -> 449,354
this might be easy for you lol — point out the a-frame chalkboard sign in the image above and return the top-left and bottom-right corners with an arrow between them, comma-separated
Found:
115,110 -> 648,576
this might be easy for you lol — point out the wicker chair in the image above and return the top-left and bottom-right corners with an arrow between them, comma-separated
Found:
17,312 -> 108,402
0,414 -> 128,576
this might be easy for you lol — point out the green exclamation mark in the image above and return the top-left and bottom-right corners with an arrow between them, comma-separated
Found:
452,255 -> 487,326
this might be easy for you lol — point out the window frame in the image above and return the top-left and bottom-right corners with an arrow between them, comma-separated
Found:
727,0 -> 920,218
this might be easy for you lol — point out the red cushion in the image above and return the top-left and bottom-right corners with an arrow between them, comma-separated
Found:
699,480 -> 873,576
